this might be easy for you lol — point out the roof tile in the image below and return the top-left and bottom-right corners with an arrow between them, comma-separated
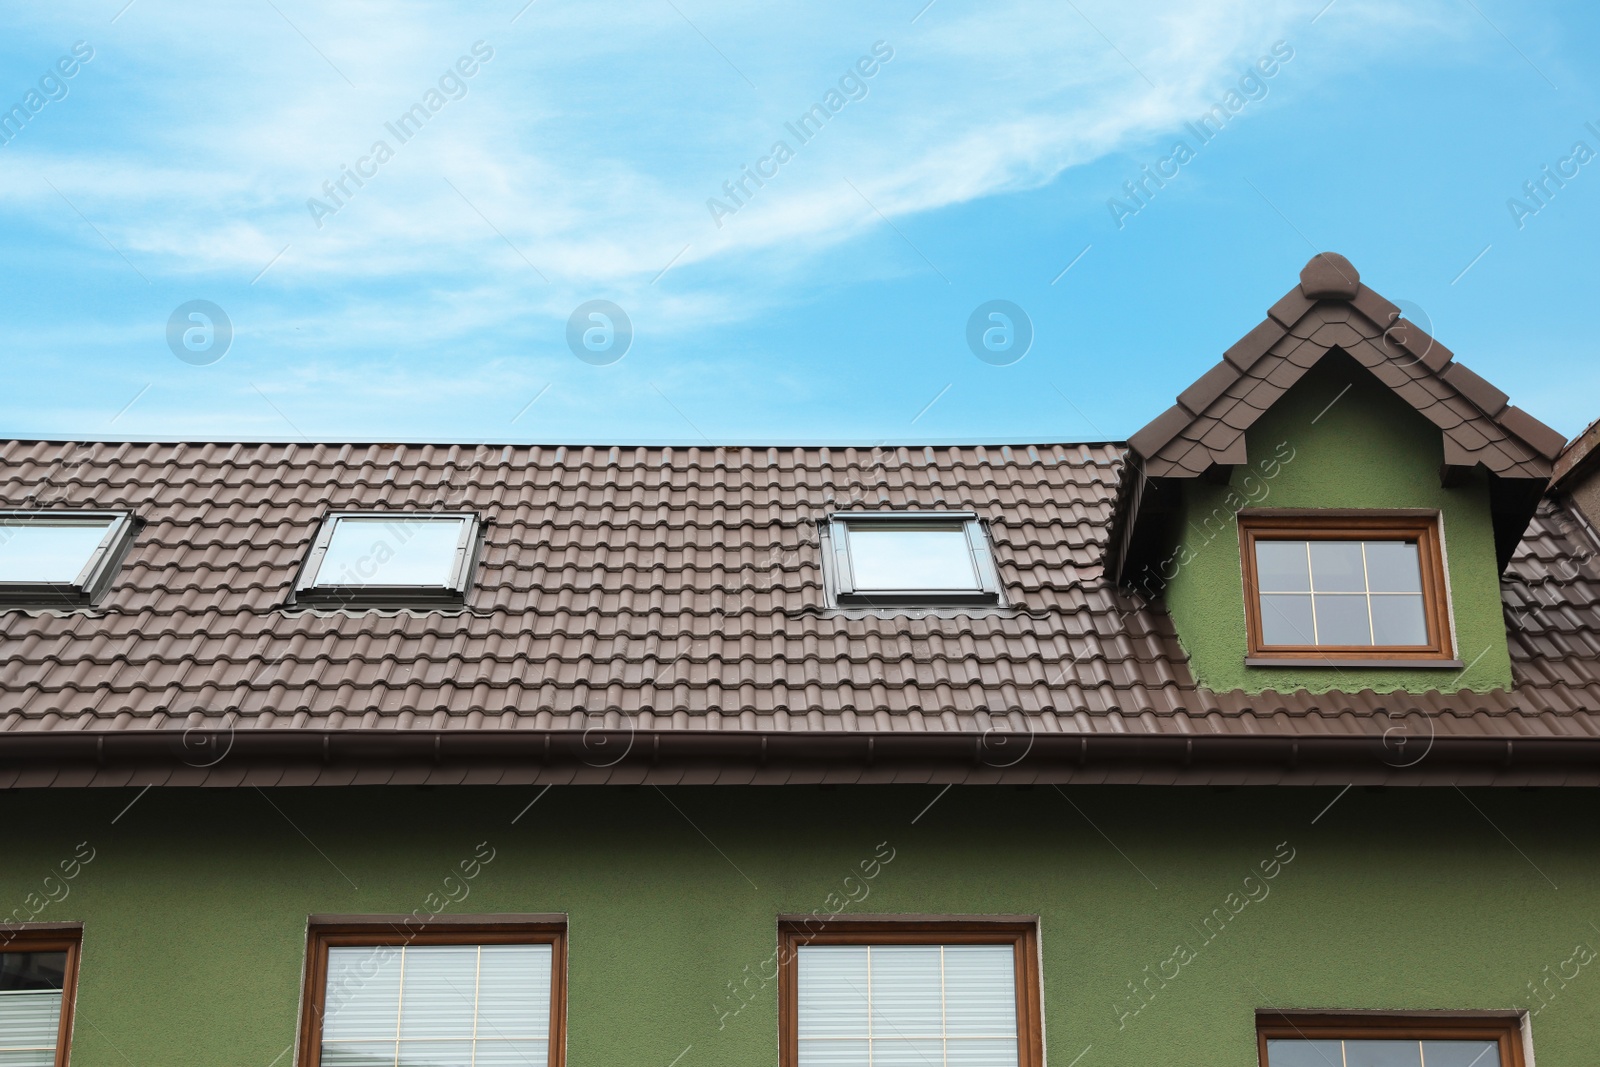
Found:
1127,404 -> 1192,459
1225,318 -> 1287,371
1268,287 -> 1316,329
1178,360 -> 1241,416
1499,405 -> 1569,461
1441,362 -> 1511,417
1127,261 -> 1552,489
1349,285 -> 1400,330
0,443 -> 1593,743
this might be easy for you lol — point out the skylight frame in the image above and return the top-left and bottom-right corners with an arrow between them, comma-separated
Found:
294,511 -> 483,607
0,509 -> 137,607
822,511 -> 1003,607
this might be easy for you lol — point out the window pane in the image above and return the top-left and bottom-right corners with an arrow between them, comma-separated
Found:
1344,1039 -> 1424,1067
797,943 -> 1019,1067
1260,594 -> 1315,645
316,518 -> 466,587
847,525 -> 979,590
0,951 -> 66,994
872,1038 -> 944,1066
949,1037 -> 1021,1067
1268,1037 -> 1502,1067
1255,541 -> 1311,592
1421,1040 -> 1500,1067
324,947 -> 402,1040
1371,594 -> 1429,645
942,946 -> 1017,1037
798,945 -> 868,1038
1253,530 -> 1443,650
1309,541 -> 1366,592
0,951 -> 67,1067
869,946 -> 941,1034
0,522 -> 111,584
396,1041 -> 477,1065
1364,541 -> 1423,592
474,1041 -> 552,1066
1265,1040 -> 1346,1067
0,992 -> 63,1063
322,942 -> 551,1066
476,944 -> 551,1038
397,945 -> 477,1040
1314,594 -> 1373,646
322,1041 -> 398,1066
798,1039 -> 868,1067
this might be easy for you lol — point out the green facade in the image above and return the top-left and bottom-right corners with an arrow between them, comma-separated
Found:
1159,353 -> 1515,694
3,783 -> 1595,1065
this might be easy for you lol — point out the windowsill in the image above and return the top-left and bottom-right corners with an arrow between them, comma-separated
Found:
1244,656 -> 1466,669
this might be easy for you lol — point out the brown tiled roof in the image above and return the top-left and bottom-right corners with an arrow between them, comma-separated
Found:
3,435 -> 1600,786
1126,254 -> 1566,479
0,439 -> 1160,724
1108,254 -> 1566,584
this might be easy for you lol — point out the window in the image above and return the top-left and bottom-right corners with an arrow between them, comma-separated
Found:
1257,1013 -> 1525,1067
0,511 -> 135,606
296,512 -> 481,606
1239,514 -> 1454,664
0,927 -> 81,1067
779,920 -> 1042,1067
822,513 -> 1002,606
298,922 -> 566,1067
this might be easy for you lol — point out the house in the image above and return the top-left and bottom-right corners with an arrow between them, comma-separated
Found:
2,253 -> 1597,1067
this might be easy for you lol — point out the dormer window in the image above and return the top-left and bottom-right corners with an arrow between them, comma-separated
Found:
0,510 -> 136,606
822,512 -> 1002,606
295,512 -> 481,607
1240,514 -> 1454,664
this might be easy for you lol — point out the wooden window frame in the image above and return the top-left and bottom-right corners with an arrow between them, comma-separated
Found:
1257,1011 -> 1526,1067
296,919 -> 567,1067
777,917 -> 1043,1067
1238,512 -> 1454,664
0,925 -> 82,1067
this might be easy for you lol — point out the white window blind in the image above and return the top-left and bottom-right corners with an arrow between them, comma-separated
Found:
797,943 -> 1019,1067
321,943 -> 552,1067
1265,1038 -> 1501,1067
0,988 -> 64,1067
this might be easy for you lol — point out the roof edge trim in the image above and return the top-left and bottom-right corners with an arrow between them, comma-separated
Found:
3,729 -> 1597,788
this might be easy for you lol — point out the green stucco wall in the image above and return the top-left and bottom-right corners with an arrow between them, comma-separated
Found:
1160,353 -> 1514,693
4,783 -> 1598,1066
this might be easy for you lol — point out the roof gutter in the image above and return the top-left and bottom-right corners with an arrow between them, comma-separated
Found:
2,730 -> 1597,787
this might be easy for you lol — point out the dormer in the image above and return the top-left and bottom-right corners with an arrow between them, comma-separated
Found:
1107,253 -> 1567,694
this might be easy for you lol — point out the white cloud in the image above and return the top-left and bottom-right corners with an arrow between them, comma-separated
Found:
0,0 -> 1474,439
2,0 -> 1404,293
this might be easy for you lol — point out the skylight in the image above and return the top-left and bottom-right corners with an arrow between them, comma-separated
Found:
823,512 -> 1002,606
0,511 -> 136,606
848,522 -> 982,590
296,512 -> 480,605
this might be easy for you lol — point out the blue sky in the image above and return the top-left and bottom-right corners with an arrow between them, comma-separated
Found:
2,0 -> 1598,444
